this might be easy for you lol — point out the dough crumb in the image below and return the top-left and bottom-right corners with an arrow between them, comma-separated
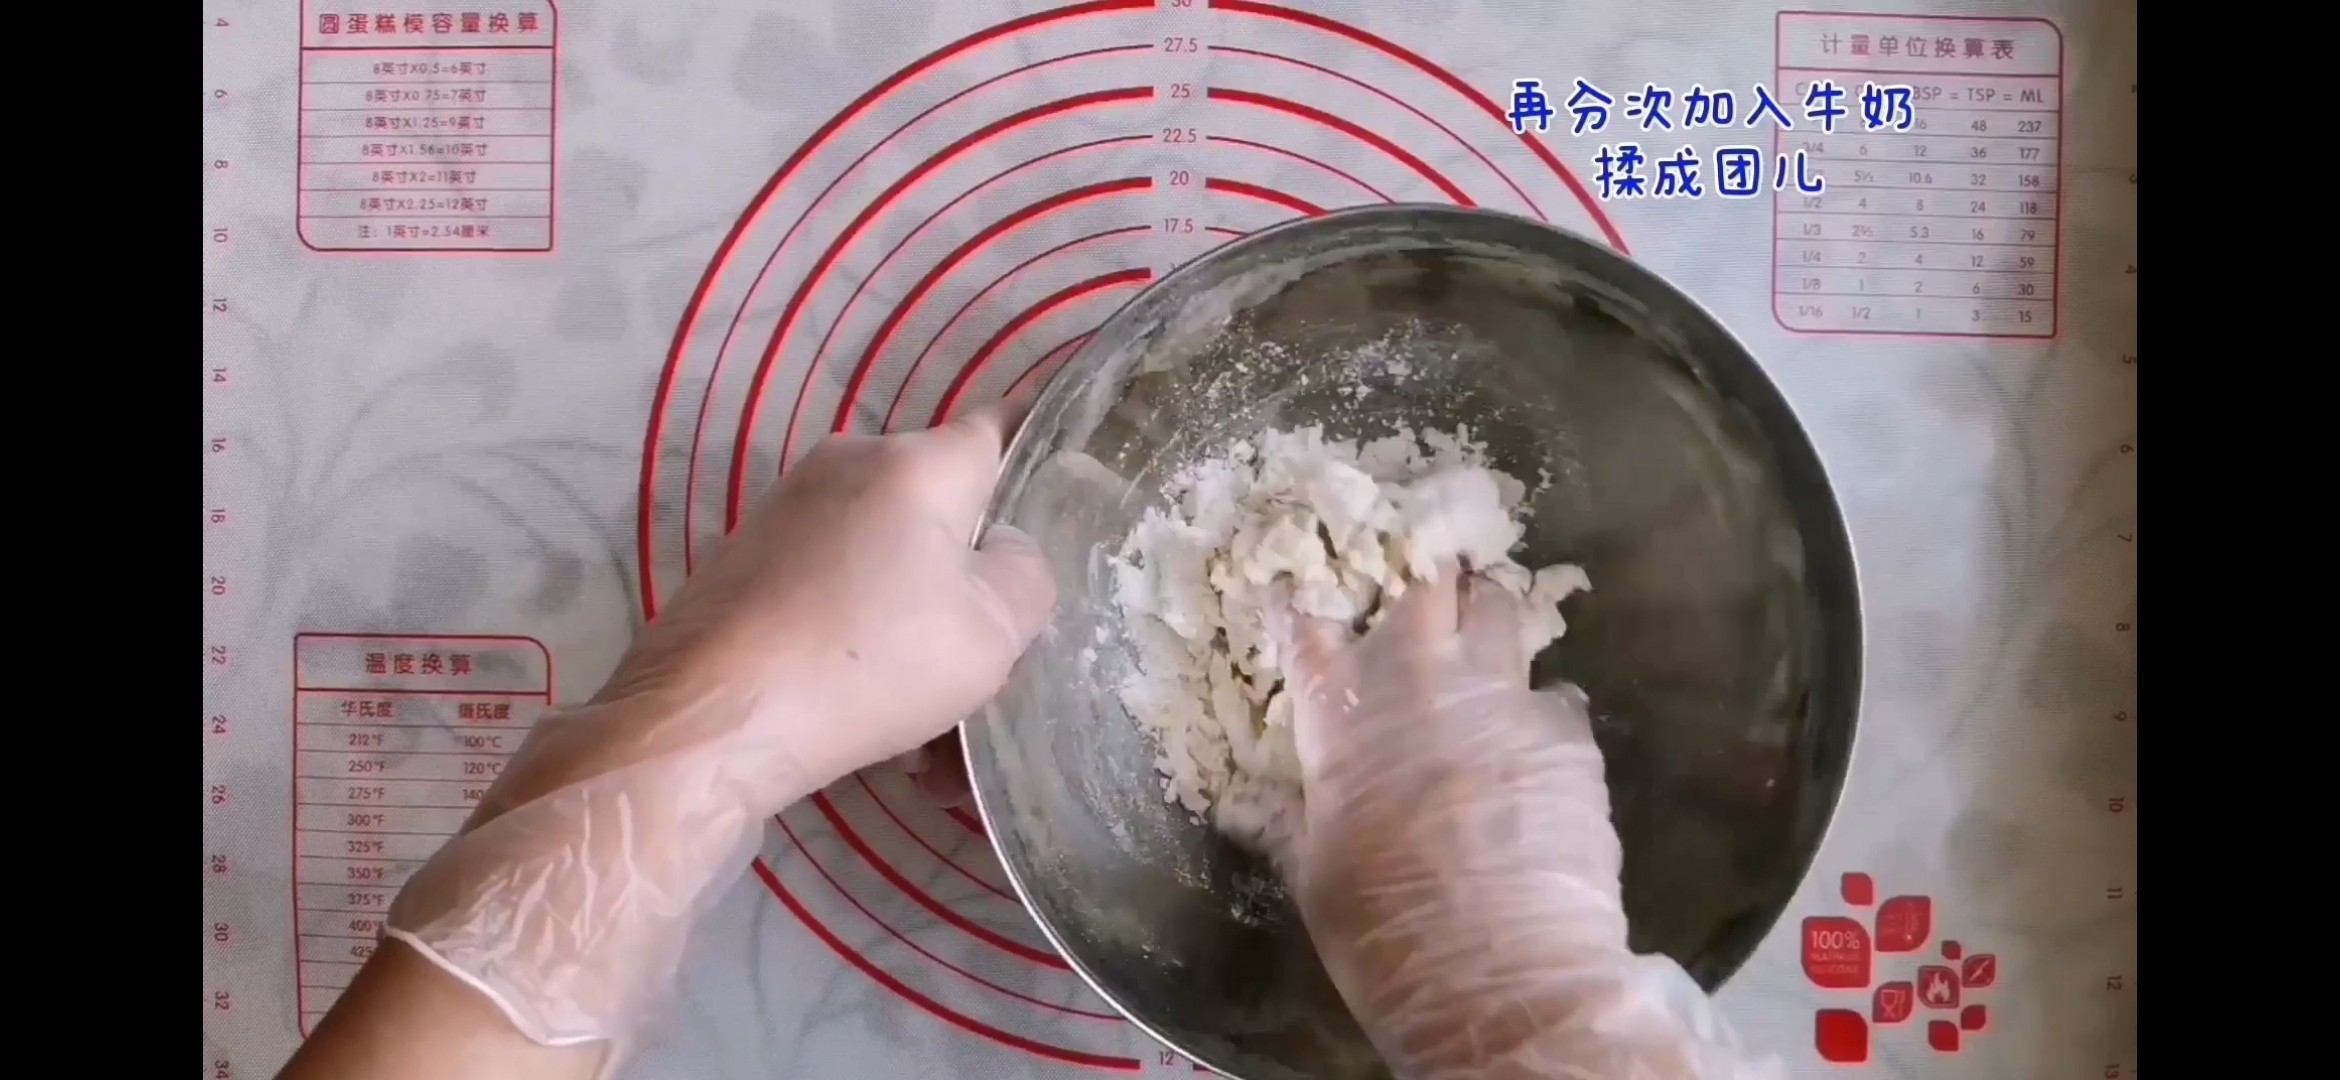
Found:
1109,424 -> 1589,849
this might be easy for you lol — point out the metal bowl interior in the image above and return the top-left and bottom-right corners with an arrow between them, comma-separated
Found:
965,204 -> 1861,1080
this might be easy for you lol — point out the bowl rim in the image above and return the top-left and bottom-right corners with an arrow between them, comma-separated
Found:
960,201 -> 1867,1078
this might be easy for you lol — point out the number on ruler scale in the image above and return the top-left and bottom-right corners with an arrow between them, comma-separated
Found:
203,18 -> 248,1061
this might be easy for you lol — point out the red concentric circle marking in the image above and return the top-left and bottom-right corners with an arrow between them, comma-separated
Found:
1212,44 -> 1545,220
1003,327 -> 1099,404
742,86 -> 1158,523
754,855 -> 1140,1070
881,227 -> 1150,430
654,6 -> 1155,580
831,179 -> 1152,441
1209,135 -> 1391,201
780,819 -> 1119,1019
1208,87 -> 1471,205
682,47 -> 1146,570
812,792 -> 1069,969
833,137 -> 1147,422
1204,177 -> 1324,217
1210,0 -> 1625,250
934,268 -> 1151,425
855,772 -> 1013,901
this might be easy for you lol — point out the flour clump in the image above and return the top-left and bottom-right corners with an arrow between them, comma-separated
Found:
1109,424 -> 1590,849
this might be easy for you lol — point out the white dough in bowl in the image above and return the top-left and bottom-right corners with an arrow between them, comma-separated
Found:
1109,423 -> 1590,849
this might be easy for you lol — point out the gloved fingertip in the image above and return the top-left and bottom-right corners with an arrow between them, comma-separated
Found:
1458,573 -> 1531,679
1264,577 -> 1350,670
1262,576 -> 1296,622
942,395 -> 1033,457
997,384 -> 1041,427
970,524 -> 1058,646
1388,559 -> 1463,637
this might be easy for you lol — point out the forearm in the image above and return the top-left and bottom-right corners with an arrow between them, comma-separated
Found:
276,938 -> 607,1080
383,684 -> 818,1039
1301,775 -> 1718,1078
1314,873 -> 1747,1080
274,402 -> 1053,1076
1320,910 -> 1711,1079
282,686 -> 817,1076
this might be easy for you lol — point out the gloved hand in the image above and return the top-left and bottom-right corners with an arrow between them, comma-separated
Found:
383,402 -> 1056,1054
1270,567 -> 1780,1080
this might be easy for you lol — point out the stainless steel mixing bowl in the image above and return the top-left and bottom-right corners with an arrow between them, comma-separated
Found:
964,204 -> 1861,1080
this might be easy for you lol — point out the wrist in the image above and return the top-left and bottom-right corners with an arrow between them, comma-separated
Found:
477,677 -> 817,834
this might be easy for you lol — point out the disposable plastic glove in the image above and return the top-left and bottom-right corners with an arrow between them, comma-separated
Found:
383,403 -> 1056,1054
1270,567 -> 1780,1080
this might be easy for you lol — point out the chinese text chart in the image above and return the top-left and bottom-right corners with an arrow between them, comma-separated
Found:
289,633 -> 551,1031
297,4 -> 558,252
1774,14 -> 2061,337
1500,13 -> 2061,339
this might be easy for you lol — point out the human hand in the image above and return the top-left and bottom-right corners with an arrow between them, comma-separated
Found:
598,399 -> 1058,798
1271,568 -> 1778,1079
381,402 -> 1055,1054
